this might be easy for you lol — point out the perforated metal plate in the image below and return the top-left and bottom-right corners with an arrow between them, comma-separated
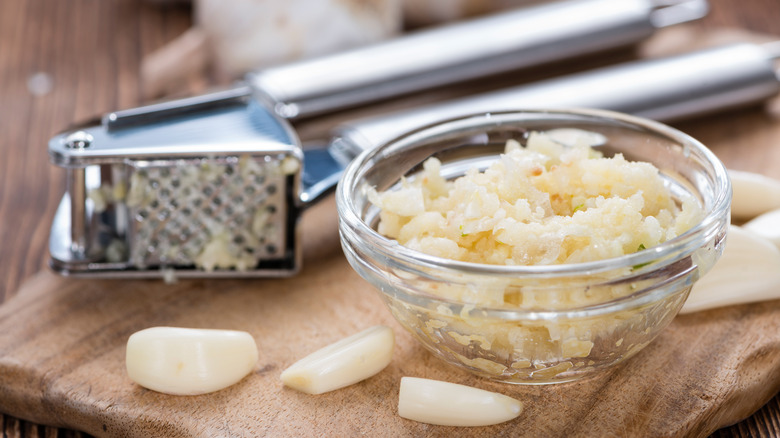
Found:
125,154 -> 295,271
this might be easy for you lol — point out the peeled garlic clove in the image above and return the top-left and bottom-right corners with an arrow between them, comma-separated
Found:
281,325 -> 394,395
743,208 -> 780,249
398,377 -> 523,426
681,225 -> 780,314
126,327 -> 258,395
728,170 -> 780,221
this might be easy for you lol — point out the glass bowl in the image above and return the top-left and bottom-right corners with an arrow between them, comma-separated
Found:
336,109 -> 730,384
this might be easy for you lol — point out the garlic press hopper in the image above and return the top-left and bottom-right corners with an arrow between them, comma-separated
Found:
48,88 -> 334,278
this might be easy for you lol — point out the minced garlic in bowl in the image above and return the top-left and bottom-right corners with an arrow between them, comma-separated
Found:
368,132 -> 702,269
337,110 -> 730,383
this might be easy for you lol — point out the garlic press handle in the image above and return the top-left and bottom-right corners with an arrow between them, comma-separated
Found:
330,42 -> 780,161
249,0 -> 708,120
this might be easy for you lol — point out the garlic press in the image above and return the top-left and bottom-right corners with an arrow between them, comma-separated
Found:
48,0 -> 712,278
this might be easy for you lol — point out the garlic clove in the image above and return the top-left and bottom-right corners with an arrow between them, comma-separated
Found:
728,170 -> 780,221
398,377 -> 523,426
126,327 -> 258,395
280,325 -> 394,395
743,208 -> 780,249
681,225 -> 780,314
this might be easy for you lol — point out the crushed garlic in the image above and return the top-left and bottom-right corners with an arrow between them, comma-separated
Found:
370,132 -> 700,268
369,131 -> 702,380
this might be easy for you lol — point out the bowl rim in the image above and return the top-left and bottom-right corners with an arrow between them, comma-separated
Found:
337,108 -> 731,282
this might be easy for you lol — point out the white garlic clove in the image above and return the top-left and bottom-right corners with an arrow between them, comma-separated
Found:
743,208 -> 780,249
681,225 -> 780,314
126,327 -> 258,395
281,325 -> 394,395
728,170 -> 780,221
398,377 -> 523,426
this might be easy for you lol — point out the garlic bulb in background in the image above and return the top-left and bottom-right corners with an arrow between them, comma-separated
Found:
142,0 -> 401,98
401,0 -> 541,27
197,0 -> 402,78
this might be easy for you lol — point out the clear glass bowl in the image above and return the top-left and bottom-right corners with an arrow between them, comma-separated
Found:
336,109 -> 731,384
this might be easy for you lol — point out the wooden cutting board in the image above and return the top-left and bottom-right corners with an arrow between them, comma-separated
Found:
1,195 -> 780,438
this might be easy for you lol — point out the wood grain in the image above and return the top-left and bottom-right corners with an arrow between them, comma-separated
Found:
1,202 -> 780,437
1,0 -> 779,436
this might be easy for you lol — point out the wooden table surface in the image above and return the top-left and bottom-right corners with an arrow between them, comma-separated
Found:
2,0 -> 780,436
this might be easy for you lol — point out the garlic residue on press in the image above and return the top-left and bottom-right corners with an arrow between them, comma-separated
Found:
398,377 -> 523,426
194,232 -> 257,272
88,180 -> 128,213
123,155 -> 293,272
281,325 -> 394,395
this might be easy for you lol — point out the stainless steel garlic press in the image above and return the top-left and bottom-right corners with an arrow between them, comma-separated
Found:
331,42 -> 780,161
49,0 -> 738,278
